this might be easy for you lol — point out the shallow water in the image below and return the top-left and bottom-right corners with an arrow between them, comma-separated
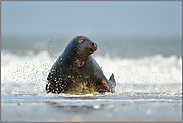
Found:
1,35 -> 182,121
1,95 -> 182,122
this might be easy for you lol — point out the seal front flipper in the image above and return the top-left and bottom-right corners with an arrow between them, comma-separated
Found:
98,74 -> 116,93
46,79 -> 56,93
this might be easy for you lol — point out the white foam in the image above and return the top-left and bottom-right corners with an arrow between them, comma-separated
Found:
1,50 -> 182,97
95,54 -> 182,84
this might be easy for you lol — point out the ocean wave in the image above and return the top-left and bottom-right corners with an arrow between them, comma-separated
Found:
1,50 -> 182,97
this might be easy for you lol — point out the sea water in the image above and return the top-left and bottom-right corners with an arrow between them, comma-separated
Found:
1,35 -> 182,121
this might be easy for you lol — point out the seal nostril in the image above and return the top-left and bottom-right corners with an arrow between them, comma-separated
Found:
91,43 -> 95,47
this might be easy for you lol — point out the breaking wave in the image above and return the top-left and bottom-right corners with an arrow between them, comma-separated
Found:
1,50 -> 182,98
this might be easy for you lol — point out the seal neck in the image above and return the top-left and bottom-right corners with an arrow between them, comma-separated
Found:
63,48 -> 89,64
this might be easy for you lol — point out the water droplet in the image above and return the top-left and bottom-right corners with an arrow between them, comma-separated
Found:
68,75 -> 71,78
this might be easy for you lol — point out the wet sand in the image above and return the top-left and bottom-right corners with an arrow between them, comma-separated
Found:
1,96 -> 182,122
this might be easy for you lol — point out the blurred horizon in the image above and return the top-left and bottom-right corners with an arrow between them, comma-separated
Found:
1,1 -> 182,59
1,1 -> 182,37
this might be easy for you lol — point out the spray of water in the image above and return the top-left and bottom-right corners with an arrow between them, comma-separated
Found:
1,50 -> 182,97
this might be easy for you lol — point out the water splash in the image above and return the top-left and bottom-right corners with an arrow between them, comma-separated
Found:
1,50 -> 182,98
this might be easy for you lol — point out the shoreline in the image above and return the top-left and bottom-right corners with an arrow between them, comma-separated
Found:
1,96 -> 182,122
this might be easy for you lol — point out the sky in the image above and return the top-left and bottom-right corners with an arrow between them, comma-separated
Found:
1,1 -> 182,37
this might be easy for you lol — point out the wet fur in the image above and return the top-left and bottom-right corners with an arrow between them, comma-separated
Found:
46,36 -> 116,94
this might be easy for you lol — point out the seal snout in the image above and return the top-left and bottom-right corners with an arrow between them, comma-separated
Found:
89,42 -> 97,54
91,43 -> 97,48
90,42 -> 97,50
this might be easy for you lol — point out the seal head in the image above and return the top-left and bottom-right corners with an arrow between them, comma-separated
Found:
66,36 -> 97,60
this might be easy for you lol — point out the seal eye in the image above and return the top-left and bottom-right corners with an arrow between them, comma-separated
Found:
78,38 -> 85,43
